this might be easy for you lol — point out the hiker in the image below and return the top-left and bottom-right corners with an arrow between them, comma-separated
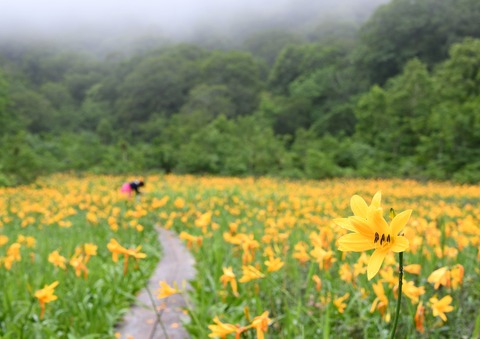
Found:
120,180 -> 145,198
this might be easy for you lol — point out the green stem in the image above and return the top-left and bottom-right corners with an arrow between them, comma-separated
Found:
138,267 -> 170,339
390,251 -> 403,339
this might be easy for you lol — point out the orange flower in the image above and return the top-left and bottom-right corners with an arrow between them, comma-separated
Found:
35,281 -> 59,319
107,238 -> 128,262
70,254 -> 88,279
250,311 -> 270,339
334,293 -> 350,314
414,302 -> 425,334
450,264 -> 464,289
48,250 -> 67,270
220,267 -> 239,297
312,274 -> 322,291
84,243 -> 97,263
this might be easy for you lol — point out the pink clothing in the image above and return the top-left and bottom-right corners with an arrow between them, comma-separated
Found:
121,182 -> 133,196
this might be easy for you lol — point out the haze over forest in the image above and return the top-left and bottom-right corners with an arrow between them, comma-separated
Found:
1,0 -> 387,51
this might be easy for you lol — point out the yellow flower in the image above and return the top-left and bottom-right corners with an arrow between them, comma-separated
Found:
174,197 -> 185,209
398,280 -> 425,305
370,282 -> 390,322
450,264 -> 464,289
84,243 -> 97,263
48,250 -> 67,270
250,311 -> 270,339
70,254 -> 88,279
179,231 -> 203,249
339,263 -> 353,284
208,316 -> 239,338
429,295 -> 454,321
0,235 -> 8,247
334,293 -> 350,314
220,267 -> 239,297
264,257 -> 284,272
34,281 -> 59,319
427,266 -> 450,290
239,265 -> 265,283
336,192 -> 412,280
7,243 -> 21,261
404,264 -> 421,275
107,238 -> 128,262
157,281 -> 179,299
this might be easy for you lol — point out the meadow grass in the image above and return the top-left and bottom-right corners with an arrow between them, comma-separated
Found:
1,174 -> 479,338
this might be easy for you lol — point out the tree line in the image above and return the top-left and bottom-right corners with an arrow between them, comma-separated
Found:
1,0 -> 480,185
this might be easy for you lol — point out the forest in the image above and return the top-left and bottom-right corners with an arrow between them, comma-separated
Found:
1,0 -> 480,186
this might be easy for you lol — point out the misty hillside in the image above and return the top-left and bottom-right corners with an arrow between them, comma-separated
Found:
0,0 -> 387,54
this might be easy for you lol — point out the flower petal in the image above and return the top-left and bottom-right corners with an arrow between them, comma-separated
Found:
371,191 -> 382,208
367,248 -> 388,280
338,233 -> 376,252
368,209 -> 389,235
391,210 -> 412,236
391,236 -> 409,252
333,218 -> 356,232
349,217 -> 374,236
350,195 -> 369,218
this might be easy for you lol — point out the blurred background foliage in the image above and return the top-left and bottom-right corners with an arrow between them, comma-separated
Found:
1,0 -> 480,185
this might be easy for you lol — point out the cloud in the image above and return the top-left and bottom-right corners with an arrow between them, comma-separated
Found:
0,0 -> 386,43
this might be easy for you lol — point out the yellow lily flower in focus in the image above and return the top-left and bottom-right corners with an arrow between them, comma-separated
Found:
335,192 -> 412,280
429,295 -> 454,321
35,281 -> 59,319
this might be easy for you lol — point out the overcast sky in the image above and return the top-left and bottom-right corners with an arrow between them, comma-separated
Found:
0,0 -> 386,42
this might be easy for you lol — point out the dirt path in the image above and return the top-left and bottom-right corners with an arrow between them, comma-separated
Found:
116,227 -> 196,339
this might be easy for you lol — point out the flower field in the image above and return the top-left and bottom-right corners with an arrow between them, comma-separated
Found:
1,174 -> 480,338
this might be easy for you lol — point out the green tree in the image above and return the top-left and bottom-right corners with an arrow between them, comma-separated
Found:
355,0 -> 480,85
200,51 -> 263,117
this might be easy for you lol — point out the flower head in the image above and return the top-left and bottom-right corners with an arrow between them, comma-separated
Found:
250,311 -> 270,339
429,295 -> 454,321
239,265 -> 265,283
157,281 -> 179,299
208,316 -> 241,338
334,293 -> 350,314
35,281 -> 59,319
220,266 -> 239,297
48,250 -> 67,270
335,192 -> 412,280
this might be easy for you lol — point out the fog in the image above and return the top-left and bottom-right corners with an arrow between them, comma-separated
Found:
0,0 -> 387,48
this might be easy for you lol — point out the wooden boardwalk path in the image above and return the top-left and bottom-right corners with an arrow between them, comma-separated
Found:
117,227 -> 196,339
